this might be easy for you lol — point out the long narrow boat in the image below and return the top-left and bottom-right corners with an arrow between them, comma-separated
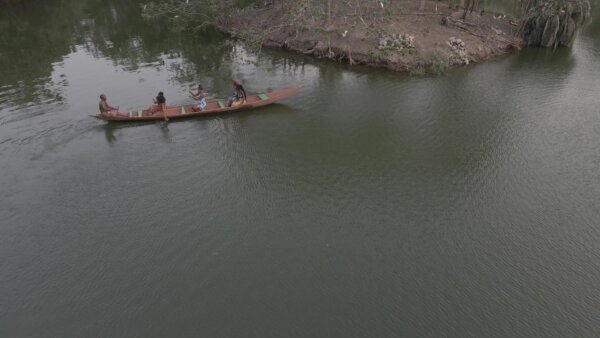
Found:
91,86 -> 301,122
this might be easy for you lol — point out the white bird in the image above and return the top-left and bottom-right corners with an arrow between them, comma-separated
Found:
342,30 -> 348,38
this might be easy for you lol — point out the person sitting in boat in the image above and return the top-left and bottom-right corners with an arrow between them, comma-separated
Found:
99,94 -> 118,116
227,80 -> 247,107
190,84 -> 206,112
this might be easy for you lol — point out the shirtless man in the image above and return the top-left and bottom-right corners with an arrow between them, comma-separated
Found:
99,94 -> 118,116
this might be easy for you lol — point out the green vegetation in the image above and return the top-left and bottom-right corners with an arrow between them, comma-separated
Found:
407,50 -> 453,76
429,51 -> 451,74
521,0 -> 591,47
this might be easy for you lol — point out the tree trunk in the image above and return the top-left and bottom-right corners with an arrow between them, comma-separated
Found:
327,0 -> 336,24
463,0 -> 478,19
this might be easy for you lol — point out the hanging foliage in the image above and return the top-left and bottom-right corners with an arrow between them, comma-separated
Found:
520,0 -> 591,47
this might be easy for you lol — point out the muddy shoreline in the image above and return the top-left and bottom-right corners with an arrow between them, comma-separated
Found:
225,1 -> 523,73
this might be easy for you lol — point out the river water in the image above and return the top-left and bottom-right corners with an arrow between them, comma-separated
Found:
1,1 -> 599,337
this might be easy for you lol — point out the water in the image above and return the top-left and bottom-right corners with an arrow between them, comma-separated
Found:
1,1 -> 600,337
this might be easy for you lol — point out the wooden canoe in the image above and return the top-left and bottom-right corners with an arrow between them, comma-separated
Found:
91,86 -> 301,122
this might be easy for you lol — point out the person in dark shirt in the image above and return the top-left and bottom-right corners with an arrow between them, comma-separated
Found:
155,92 -> 166,105
148,91 -> 168,121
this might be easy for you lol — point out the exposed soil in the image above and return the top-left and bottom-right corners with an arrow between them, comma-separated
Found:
224,0 -> 523,73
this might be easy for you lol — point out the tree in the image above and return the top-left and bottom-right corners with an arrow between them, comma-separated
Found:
462,0 -> 479,19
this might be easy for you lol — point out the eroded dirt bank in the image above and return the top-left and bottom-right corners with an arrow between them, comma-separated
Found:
225,1 -> 523,73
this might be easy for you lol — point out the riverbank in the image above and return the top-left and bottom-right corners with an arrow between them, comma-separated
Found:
224,0 -> 523,73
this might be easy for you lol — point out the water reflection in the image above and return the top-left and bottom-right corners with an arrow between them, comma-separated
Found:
509,47 -> 576,71
0,0 -> 235,114
583,5 -> 600,39
103,124 -> 117,143
99,121 -> 156,144
159,121 -> 171,141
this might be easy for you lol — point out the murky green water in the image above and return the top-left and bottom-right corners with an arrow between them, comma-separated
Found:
1,1 -> 600,337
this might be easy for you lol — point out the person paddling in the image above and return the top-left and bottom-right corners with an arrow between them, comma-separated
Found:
148,91 -> 168,121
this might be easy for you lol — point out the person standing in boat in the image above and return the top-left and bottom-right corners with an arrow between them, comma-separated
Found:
227,80 -> 247,107
99,94 -> 118,116
148,91 -> 168,121
190,84 -> 206,112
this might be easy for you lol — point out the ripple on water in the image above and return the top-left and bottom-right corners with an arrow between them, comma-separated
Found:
2,5 -> 600,335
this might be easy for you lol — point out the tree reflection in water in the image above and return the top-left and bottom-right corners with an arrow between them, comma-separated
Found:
0,0 -> 235,112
